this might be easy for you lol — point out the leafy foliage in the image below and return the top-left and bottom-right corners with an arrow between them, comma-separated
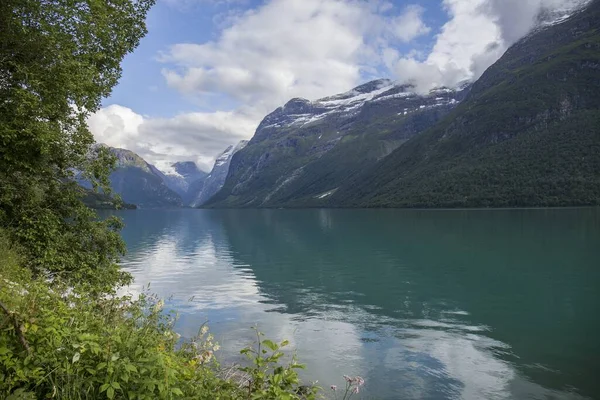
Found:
0,1 -> 325,399
0,236 -> 320,399
0,0 -> 153,288
239,329 -> 319,400
81,188 -> 137,210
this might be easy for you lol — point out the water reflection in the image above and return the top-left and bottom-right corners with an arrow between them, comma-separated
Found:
113,208 -> 600,400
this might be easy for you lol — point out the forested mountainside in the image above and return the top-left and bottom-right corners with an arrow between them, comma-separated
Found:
331,0 -> 600,208
82,145 -> 235,208
103,146 -> 183,208
207,0 -> 600,208
207,81 -> 469,207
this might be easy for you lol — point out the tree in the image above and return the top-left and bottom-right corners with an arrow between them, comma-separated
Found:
0,0 -> 154,291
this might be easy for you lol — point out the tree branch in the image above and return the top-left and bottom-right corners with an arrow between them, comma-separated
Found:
0,300 -> 30,354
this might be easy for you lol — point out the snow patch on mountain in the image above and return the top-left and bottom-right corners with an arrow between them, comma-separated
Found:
315,188 -> 337,199
155,161 -> 183,178
154,161 -> 207,203
258,79 -> 469,132
318,82 -> 396,107
537,0 -> 592,28
189,140 -> 249,207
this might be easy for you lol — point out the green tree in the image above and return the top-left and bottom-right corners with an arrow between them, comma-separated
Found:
0,0 -> 154,291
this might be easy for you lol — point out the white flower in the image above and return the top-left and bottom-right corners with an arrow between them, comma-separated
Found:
153,299 -> 164,312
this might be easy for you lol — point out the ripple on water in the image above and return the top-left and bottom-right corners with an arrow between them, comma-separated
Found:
114,208 -> 600,400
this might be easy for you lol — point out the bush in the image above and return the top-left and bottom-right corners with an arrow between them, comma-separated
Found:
0,233 -> 320,400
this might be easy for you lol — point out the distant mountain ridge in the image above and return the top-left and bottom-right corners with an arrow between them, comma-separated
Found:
104,146 -> 183,208
81,1 -> 598,210
328,0 -> 600,207
159,162 -> 208,205
83,144 -> 245,208
189,140 -> 248,207
206,78 -> 469,207
205,0 -> 600,208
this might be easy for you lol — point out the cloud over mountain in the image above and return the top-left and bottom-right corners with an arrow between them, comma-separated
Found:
89,0 -> 591,166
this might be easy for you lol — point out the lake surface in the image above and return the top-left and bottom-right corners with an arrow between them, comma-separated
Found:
115,208 -> 600,400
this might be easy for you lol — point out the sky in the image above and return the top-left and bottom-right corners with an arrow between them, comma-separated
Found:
87,0 -> 590,172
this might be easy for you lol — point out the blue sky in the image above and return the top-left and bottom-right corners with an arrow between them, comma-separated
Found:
87,0 -> 588,172
106,0 -> 449,118
104,1 -> 237,117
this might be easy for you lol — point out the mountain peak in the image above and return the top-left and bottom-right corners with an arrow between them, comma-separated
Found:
283,97 -> 313,114
351,79 -> 393,94
171,161 -> 200,177
215,140 -> 249,167
536,0 -> 592,27
317,79 -> 395,103
189,140 -> 249,207
104,146 -> 152,173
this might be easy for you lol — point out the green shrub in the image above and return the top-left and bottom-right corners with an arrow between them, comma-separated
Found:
0,234 -> 320,400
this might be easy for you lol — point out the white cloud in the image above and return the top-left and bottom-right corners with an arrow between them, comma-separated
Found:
88,104 -> 257,171
91,0 -> 431,170
487,0 -> 591,43
162,0 -> 249,12
87,104 -> 145,149
90,0 -> 592,170
392,0 -> 591,92
391,4 -> 431,42
161,0 -> 430,111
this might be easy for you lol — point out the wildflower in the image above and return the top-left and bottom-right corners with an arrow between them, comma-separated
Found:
352,386 -> 360,394
200,325 -> 209,335
213,344 -> 221,351
343,375 -> 352,382
195,350 -> 213,363
355,376 -> 365,386
330,385 -> 337,391
153,299 -> 164,312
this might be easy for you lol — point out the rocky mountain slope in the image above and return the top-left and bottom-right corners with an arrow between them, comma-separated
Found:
207,0 -> 600,209
104,147 -> 183,208
206,81 -> 469,207
159,162 -> 208,205
329,0 -> 600,208
190,140 -> 248,207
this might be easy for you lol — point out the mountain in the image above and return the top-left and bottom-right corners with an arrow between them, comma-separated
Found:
159,161 -> 208,205
207,0 -> 600,209
105,147 -> 183,208
329,0 -> 600,208
206,81 -> 469,207
190,140 -> 248,207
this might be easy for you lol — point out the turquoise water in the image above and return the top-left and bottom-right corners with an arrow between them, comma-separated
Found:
116,208 -> 600,399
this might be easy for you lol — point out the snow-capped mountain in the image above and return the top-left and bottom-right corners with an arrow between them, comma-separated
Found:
82,145 -> 183,208
189,140 -> 249,207
158,161 -> 208,203
254,79 -> 466,140
206,0 -> 600,209
537,0 -> 592,27
205,79 -> 470,207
